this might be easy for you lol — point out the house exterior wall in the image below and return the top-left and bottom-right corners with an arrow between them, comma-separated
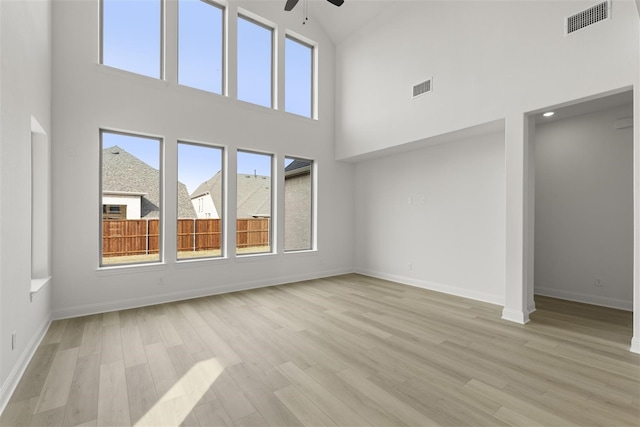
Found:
191,194 -> 219,219
284,173 -> 312,251
102,195 -> 142,219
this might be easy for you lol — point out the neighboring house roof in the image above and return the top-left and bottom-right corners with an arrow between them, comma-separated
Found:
191,172 -> 272,218
285,159 -> 312,178
102,145 -> 197,219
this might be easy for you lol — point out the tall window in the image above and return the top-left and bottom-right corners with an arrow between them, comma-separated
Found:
285,36 -> 314,118
237,151 -> 272,255
237,15 -> 273,108
100,131 -> 162,266
178,0 -> 224,94
284,157 -> 313,251
101,0 -> 162,78
177,142 -> 223,260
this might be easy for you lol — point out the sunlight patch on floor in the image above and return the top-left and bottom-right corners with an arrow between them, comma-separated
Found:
134,358 -> 223,426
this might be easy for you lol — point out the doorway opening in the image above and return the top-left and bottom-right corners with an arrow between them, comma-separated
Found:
528,89 -> 635,349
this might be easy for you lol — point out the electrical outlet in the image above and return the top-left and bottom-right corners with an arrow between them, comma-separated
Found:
12,331 -> 16,350
157,277 -> 164,286
595,277 -> 603,287
408,263 -> 413,271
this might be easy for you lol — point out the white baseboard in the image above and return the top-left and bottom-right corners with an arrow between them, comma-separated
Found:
501,307 -> 530,324
535,287 -> 632,311
52,268 -> 353,320
0,316 -> 51,416
354,268 -> 504,306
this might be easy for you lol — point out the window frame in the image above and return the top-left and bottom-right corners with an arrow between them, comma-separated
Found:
283,156 -> 315,252
99,0 -> 165,79
236,149 -> 274,256
177,0 -> 226,94
176,140 -> 225,261
99,129 -> 164,268
284,33 -> 316,119
236,11 -> 276,109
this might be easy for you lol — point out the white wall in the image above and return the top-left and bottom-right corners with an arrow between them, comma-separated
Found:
0,0 -> 53,412
338,0 -> 639,331
534,104 -> 634,310
51,0 -> 354,318
336,0 -> 638,160
354,131 -> 506,305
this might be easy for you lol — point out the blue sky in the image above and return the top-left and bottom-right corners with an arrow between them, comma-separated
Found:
102,0 -> 312,193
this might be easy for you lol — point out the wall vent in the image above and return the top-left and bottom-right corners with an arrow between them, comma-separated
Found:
412,78 -> 432,98
565,1 -> 610,35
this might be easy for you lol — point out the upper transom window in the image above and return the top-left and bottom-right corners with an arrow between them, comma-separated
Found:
178,0 -> 224,94
101,0 -> 162,79
237,15 -> 274,108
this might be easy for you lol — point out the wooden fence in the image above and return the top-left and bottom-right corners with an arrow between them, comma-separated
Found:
103,218 -> 269,257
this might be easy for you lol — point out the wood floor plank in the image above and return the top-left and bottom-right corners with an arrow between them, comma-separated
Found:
58,317 -> 86,351
0,398 -> 35,427
277,361 -> 370,426
97,360 -> 130,427
226,363 -> 303,427
305,364 -> 406,426
274,385 -> 337,427
464,379 -> 579,427
121,323 -> 147,368
63,353 -> 100,427
3,274 -> 639,427
125,363 -> 159,426
34,347 -> 79,414
143,342 -> 185,403
40,320 -> 68,346
27,405 -> 66,427
335,368 -> 440,426
100,324 -> 123,365
78,319 -> 103,358
154,314 -> 184,348
210,370 -> 257,422
9,344 -> 58,403
193,399 -> 233,427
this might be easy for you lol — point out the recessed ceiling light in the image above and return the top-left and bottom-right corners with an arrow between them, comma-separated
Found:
543,111 -> 555,117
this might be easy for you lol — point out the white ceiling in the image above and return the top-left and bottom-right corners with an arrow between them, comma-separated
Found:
533,90 -> 634,124
287,0 -> 395,44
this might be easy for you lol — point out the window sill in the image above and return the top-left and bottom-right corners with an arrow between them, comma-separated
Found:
97,262 -> 167,276
234,252 -> 276,262
175,257 -> 230,269
284,249 -> 318,256
95,64 -> 168,88
30,276 -> 52,302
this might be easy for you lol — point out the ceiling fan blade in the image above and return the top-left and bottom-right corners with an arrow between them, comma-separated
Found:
326,0 -> 344,6
284,0 -> 299,11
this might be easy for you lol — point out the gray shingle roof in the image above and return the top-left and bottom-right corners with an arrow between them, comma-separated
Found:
191,172 -> 271,218
102,145 -> 197,219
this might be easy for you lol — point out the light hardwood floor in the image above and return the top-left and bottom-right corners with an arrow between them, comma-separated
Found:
1,274 -> 639,426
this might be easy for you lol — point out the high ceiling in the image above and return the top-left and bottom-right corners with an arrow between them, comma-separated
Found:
285,0 -> 395,44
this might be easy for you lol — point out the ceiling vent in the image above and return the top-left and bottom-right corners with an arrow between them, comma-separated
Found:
412,78 -> 432,98
565,1 -> 610,35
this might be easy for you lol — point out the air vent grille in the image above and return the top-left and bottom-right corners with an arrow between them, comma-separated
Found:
566,1 -> 610,35
412,78 -> 432,98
